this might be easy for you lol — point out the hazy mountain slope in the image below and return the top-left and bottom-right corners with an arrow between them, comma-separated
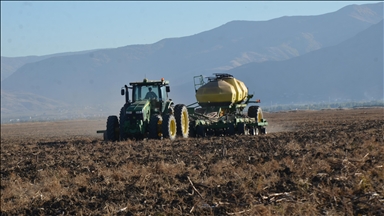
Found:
1,56 -> 42,81
1,3 -> 382,116
1,49 -> 101,81
229,20 -> 383,105
1,54 -> 122,105
140,2 -> 383,74
1,91 -> 69,116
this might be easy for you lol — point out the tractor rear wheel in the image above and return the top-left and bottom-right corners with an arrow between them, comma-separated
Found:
149,115 -> 162,139
106,115 -> 119,142
162,114 -> 177,140
174,104 -> 189,138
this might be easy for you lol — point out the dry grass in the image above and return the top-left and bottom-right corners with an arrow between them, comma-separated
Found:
1,108 -> 383,215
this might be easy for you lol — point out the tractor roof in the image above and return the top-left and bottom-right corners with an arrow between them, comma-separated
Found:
129,78 -> 169,86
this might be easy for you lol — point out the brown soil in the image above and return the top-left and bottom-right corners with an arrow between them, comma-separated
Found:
1,108 -> 383,215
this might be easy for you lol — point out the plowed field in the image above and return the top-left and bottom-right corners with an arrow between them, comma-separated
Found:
1,108 -> 383,215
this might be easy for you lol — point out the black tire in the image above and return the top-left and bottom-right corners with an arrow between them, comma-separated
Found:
106,115 -> 119,142
248,106 -> 259,118
119,104 -> 129,141
174,104 -> 189,138
248,106 -> 263,123
148,115 -> 162,139
189,120 -> 196,137
162,114 -> 177,140
196,125 -> 206,138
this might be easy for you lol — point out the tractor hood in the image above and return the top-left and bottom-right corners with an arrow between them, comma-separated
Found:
126,100 -> 149,113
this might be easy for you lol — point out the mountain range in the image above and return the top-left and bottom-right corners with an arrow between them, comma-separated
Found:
232,20 -> 383,105
1,2 -> 383,119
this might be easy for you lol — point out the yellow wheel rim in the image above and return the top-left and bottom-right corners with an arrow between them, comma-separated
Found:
182,110 -> 189,135
257,108 -> 263,123
170,118 -> 176,136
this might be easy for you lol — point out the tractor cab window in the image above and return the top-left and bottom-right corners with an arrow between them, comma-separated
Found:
144,85 -> 158,100
133,85 -> 159,101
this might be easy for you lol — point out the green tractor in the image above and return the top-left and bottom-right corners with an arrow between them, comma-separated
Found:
100,78 -> 189,141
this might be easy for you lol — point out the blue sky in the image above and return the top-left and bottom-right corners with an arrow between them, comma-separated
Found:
1,1 -> 381,57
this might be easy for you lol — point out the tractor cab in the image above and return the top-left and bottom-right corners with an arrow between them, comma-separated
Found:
124,78 -> 171,115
